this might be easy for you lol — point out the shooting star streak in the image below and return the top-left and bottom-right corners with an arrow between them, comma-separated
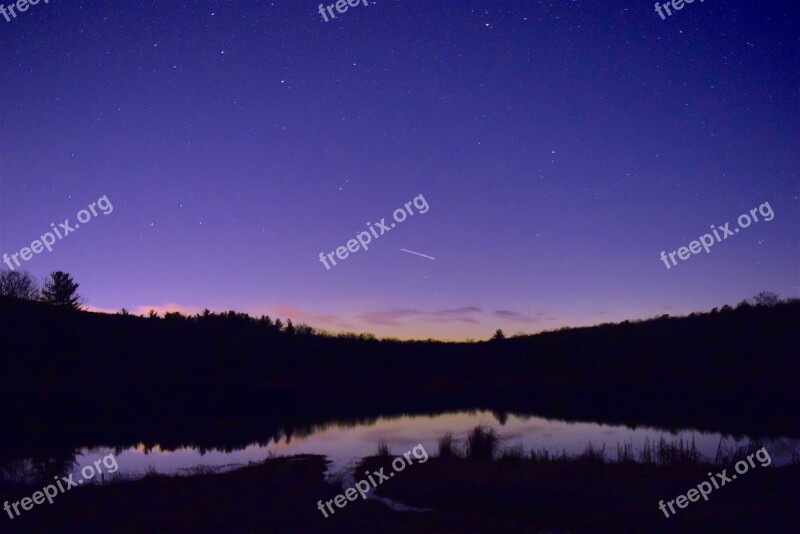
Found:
400,248 -> 435,260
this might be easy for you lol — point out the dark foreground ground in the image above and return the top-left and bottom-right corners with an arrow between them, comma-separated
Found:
2,453 -> 798,533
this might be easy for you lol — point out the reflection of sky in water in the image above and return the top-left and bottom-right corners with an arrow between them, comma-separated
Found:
71,411 -> 796,481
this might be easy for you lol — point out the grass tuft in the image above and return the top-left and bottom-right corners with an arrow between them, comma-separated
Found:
465,425 -> 500,462
376,440 -> 391,457
437,433 -> 458,458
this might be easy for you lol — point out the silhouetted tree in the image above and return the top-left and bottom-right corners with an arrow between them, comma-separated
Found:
0,270 -> 40,300
295,323 -> 314,335
285,319 -> 296,336
753,291 -> 780,307
491,329 -> 506,341
41,271 -> 81,309
164,311 -> 186,321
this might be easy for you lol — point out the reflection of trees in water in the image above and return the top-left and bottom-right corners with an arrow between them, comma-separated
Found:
281,416 -> 382,444
3,378 -> 798,474
3,419 -> 798,481
0,450 -> 78,485
709,437 -> 800,466
763,438 -> 800,461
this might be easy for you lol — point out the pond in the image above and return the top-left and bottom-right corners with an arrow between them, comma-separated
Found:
50,410 -> 796,484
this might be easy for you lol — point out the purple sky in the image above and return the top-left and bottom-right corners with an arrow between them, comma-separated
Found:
1,1 -> 798,340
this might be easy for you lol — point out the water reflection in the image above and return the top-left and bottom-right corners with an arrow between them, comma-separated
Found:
31,411 -> 793,483
0,452 -> 78,485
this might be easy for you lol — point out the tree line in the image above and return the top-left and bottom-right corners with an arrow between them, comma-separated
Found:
0,270 -> 81,308
0,268 -> 794,344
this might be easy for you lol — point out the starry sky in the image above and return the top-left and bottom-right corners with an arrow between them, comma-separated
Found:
1,1 -> 798,340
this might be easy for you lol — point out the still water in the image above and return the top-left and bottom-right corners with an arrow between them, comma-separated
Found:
59,410 -> 796,482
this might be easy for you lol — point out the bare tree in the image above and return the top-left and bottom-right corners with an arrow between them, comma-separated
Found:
295,323 -> 315,335
0,270 -> 40,300
753,291 -> 780,307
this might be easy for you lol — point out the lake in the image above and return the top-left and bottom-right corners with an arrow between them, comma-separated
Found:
45,410 -> 796,483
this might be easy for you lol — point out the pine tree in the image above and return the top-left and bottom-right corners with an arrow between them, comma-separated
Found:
41,271 -> 81,309
491,329 -> 506,341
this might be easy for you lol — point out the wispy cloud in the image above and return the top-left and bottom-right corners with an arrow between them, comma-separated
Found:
356,308 -> 422,325
493,310 -> 530,322
271,306 -> 353,328
356,305 -> 553,326
428,306 -> 482,323
438,306 -> 482,314
357,307 -> 483,325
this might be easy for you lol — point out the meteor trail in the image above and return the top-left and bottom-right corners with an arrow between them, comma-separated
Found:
400,248 -> 435,260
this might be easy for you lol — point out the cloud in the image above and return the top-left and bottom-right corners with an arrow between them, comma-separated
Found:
439,306 -> 482,314
357,306 -> 483,325
428,306 -> 483,323
353,305 -> 557,327
492,310 -> 556,323
271,306 -> 353,328
356,308 -> 422,325
356,306 -> 556,326
493,310 -> 530,321
494,310 -> 541,323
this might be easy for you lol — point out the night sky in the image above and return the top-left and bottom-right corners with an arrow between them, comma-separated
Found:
1,1 -> 798,340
